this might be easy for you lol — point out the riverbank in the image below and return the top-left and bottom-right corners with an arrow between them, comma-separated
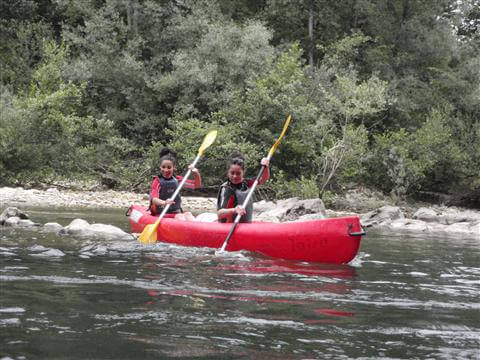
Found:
0,185 -> 415,215
0,186 -> 216,213
1,186 -> 479,239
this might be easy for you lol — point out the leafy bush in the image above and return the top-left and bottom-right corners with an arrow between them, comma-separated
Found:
0,41 -> 134,187
366,108 -> 466,198
269,171 -> 319,200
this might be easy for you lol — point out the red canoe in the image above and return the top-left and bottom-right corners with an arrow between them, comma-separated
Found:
127,205 -> 364,264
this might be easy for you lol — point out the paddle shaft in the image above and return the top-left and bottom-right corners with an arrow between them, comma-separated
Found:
154,153 -> 201,223
219,156 -> 270,252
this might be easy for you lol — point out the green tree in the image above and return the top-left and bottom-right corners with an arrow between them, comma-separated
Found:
0,41 -> 127,186
221,40 -> 389,197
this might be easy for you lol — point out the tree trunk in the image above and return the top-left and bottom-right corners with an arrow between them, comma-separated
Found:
308,6 -> 314,66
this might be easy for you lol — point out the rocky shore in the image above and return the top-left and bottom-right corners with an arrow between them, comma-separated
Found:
0,186 -> 216,213
1,186 -> 479,240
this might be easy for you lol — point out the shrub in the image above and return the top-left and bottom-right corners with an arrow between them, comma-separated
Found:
366,108 -> 466,197
269,170 -> 319,200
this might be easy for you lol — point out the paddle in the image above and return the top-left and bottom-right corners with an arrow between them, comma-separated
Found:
218,115 -> 292,253
138,130 -> 218,244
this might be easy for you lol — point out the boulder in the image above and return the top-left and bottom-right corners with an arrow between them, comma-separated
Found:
17,219 -> 39,228
252,199 -> 277,214
0,207 -> 29,225
31,248 -> 65,257
253,197 -> 327,222
60,219 -> 91,236
89,223 -> 132,240
295,213 -> 327,222
283,198 -> 327,221
4,217 -> 20,227
361,206 -> 404,227
413,207 -> 480,226
439,208 -> 480,225
60,218 -> 132,240
43,222 -> 63,233
413,207 -> 439,223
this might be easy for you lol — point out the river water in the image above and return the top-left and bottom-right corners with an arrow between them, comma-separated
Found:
1,207 -> 479,359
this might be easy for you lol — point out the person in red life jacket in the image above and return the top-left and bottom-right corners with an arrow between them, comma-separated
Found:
149,148 -> 201,221
217,153 -> 270,223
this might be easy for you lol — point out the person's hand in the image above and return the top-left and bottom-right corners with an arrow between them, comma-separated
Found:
188,164 -> 199,174
260,157 -> 270,167
234,205 -> 246,216
164,199 -> 175,206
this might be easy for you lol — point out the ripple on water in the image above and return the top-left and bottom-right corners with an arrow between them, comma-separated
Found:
0,307 -> 26,313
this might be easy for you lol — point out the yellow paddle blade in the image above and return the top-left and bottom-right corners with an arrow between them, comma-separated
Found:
198,130 -> 218,156
137,129 -> 216,245
268,115 -> 291,158
138,223 -> 158,244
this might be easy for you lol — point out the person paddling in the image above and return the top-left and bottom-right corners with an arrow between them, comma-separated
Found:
149,148 -> 201,221
217,154 -> 270,223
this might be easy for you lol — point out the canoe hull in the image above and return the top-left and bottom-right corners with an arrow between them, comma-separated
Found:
128,205 -> 363,264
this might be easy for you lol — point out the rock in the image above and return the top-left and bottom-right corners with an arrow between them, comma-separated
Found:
255,213 -> 281,223
0,207 -> 29,225
295,213 -> 327,222
31,248 -> 65,257
413,207 -> 439,223
253,200 -> 277,213
89,223 -> 132,240
361,206 -> 404,227
445,222 -> 475,236
28,245 -> 49,252
470,222 -> 480,239
4,217 -> 20,227
17,219 -> 39,228
61,219 -> 91,236
440,208 -> 480,225
283,198 -> 327,221
256,206 -> 289,221
388,219 -> 431,233
60,218 -> 132,240
43,222 -> 63,232
412,207 -> 480,226
367,212 -> 480,239
253,197 -> 326,222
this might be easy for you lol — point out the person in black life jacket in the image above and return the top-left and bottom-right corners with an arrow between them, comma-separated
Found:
149,148 -> 201,221
217,153 -> 270,223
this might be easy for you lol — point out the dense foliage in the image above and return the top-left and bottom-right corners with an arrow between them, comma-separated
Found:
1,0 -> 478,203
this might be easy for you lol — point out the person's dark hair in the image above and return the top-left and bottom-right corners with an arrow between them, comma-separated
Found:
227,153 -> 245,171
159,147 -> 177,165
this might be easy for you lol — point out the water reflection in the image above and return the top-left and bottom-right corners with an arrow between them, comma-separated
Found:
214,258 -> 357,278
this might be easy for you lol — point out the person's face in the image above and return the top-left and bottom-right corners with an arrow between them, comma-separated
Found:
160,160 -> 175,178
228,164 -> 244,185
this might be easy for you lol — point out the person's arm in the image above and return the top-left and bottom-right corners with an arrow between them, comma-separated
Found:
182,165 -> 202,189
217,185 -> 245,222
258,157 -> 270,185
152,197 -> 175,207
217,206 -> 246,221
150,177 -> 175,208
190,165 -> 202,188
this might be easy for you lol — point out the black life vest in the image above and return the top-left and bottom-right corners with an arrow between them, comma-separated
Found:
151,175 -> 182,214
217,180 -> 253,223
